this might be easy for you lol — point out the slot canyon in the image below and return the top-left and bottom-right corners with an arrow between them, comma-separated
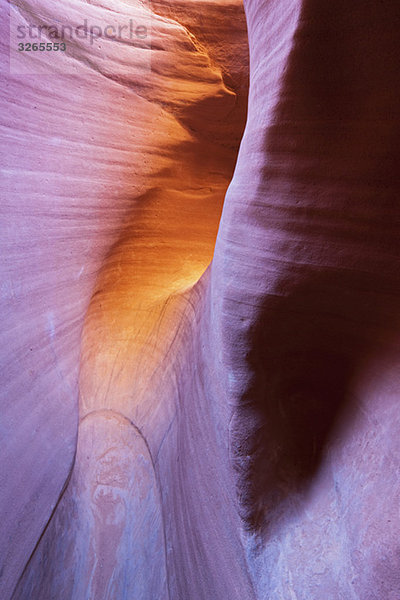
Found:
1,0 -> 400,598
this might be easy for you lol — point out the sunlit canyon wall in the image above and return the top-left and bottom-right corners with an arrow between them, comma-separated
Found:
1,0 -> 400,599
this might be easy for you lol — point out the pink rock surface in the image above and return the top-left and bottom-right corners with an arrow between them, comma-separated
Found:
211,1 -> 400,598
1,0 -> 400,598
14,410 -> 168,599
1,0 -> 248,597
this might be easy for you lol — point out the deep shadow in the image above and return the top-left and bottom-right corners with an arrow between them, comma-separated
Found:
232,0 -> 400,536
232,266 -> 400,535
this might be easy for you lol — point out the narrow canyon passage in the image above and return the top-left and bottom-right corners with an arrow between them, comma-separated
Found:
6,1 -> 251,598
2,1 -> 400,599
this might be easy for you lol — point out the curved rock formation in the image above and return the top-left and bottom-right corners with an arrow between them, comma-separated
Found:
212,1 -> 400,597
1,0 -> 400,598
1,0 -> 249,597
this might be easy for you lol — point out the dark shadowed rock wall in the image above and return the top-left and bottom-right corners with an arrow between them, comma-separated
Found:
2,0 -> 400,599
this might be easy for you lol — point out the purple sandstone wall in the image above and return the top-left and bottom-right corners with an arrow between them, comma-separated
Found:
1,0 -> 400,598
210,1 -> 400,597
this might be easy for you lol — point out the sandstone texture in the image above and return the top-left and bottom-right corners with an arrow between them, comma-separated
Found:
1,0 -> 400,599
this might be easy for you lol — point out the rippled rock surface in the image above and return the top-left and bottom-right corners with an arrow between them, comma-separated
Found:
1,1 -> 400,599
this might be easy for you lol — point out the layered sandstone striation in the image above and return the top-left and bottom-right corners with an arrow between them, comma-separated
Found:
211,1 -> 400,598
1,0 -> 400,599
1,0 -> 249,597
